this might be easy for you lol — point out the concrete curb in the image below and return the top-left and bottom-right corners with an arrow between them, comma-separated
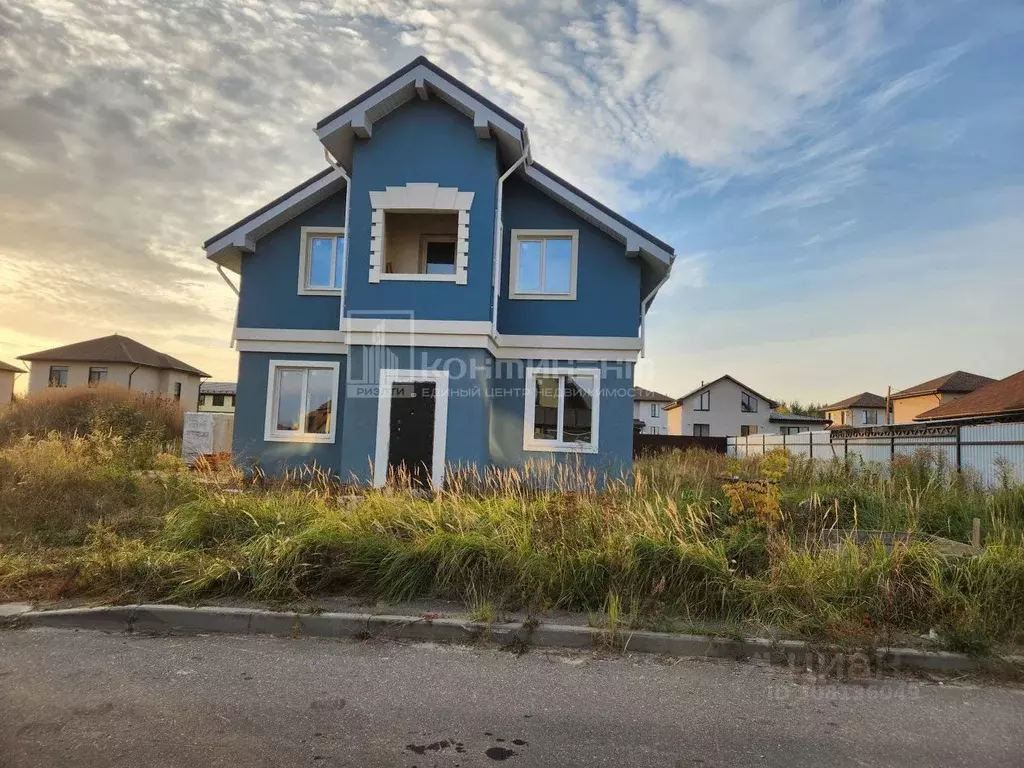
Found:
12,604 -> 1018,675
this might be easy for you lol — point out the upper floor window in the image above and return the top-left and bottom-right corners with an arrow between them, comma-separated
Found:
509,230 -> 578,300
741,392 -> 758,412
299,227 -> 345,295
88,367 -> 107,387
523,366 -> 599,453
650,403 -> 660,418
863,410 -> 878,425
369,183 -> 472,285
212,394 -> 226,407
265,360 -> 340,443
48,366 -> 68,388
695,390 -> 710,411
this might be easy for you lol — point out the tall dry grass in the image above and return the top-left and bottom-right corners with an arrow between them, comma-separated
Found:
1,441 -> 1023,648
0,384 -> 183,447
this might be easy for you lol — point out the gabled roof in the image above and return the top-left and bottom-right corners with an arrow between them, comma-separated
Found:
892,370 -> 995,399
663,375 -> 779,411
205,56 -> 674,275
0,359 -> 26,374
915,369 -> 1024,422
633,386 -> 673,403
200,381 -> 237,395
824,392 -> 888,410
18,334 -> 209,377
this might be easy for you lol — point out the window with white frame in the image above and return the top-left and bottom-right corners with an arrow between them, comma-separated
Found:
299,227 -> 345,294
509,230 -> 578,300
523,367 -> 600,453
264,361 -> 340,443
696,390 -> 710,411
741,391 -> 758,413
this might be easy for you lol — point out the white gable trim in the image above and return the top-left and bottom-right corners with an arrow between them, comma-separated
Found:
522,165 -> 673,266
206,168 -> 348,273
316,62 -> 524,155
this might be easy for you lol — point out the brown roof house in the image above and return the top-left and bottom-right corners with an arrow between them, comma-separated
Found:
824,392 -> 889,428
890,370 -> 996,423
915,369 -> 1024,423
0,359 -> 27,406
18,334 -> 209,412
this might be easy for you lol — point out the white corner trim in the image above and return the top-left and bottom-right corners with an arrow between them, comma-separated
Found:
368,184 -> 473,285
522,365 -> 601,454
298,226 -> 346,296
373,368 -> 450,490
264,360 -> 341,444
508,229 -> 579,301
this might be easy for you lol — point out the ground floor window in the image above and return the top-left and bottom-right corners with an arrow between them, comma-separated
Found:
740,425 -> 759,436
264,360 -> 340,443
523,366 -> 600,453
693,423 -> 710,437
48,366 -> 68,387
88,367 -> 107,387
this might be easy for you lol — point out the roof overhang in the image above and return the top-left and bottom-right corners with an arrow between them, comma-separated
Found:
315,59 -> 527,171
204,167 -> 348,272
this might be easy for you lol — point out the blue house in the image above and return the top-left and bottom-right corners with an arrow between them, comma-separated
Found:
204,57 -> 675,488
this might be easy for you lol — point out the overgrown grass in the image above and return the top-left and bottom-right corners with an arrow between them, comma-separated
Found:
1,437 -> 1023,650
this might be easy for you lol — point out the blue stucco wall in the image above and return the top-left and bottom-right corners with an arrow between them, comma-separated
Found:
489,358 -> 635,484
237,194 -> 346,330
344,99 -> 499,322
339,346 -> 492,484
232,351 -> 346,477
497,177 -> 642,337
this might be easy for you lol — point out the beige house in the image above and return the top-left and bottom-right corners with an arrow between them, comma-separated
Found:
824,392 -> 889,427
664,375 -> 782,437
199,381 -> 237,413
18,334 -> 208,413
0,360 -> 26,406
891,371 -> 995,424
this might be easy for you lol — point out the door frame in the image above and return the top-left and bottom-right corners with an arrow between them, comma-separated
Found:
373,368 -> 450,489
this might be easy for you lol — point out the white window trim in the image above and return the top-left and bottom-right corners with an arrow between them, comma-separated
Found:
373,368 -> 450,490
509,229 -> 579,301
368,183 -> 473,285
298,226 -> 346,296
263,360 -> 341,443
523,365 -> 600,454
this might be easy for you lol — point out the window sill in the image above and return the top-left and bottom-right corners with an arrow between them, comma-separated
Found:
523,440 -> 598,455
264,433 -> 336,444
379,273 -> 459,282
298,287 -> 342,297
509,291 -> 576,301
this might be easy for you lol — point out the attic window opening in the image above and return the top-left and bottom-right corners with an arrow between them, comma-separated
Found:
381,212 -> 458,279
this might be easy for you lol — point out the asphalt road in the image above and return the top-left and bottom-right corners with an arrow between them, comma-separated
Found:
1,628 -> 1021,767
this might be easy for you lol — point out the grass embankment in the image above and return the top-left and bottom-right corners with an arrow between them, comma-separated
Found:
1,415 -> 1023,651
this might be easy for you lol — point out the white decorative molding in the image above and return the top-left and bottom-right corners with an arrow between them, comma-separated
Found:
374,368 -> 450,489
368,183 -> 474,285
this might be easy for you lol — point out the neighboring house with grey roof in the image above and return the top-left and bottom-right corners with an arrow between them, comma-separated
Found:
199,381 -> 237,413
823,392 -> 890,428
633,386 -> 673,434
17,334 -> 209,412
0,360 -> 26,406
891,370 -> 996,423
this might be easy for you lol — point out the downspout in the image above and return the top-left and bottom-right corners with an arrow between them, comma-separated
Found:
491,133 -> 531,334
127,365 -> 140,390
639,269 -> 672,358
323,146 -> 352,329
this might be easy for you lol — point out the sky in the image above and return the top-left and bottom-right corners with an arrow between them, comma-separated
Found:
1,0 -> 1022,404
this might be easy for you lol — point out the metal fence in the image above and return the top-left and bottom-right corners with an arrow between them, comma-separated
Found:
727,422 -> 1024,486
633,434 -> 728,458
